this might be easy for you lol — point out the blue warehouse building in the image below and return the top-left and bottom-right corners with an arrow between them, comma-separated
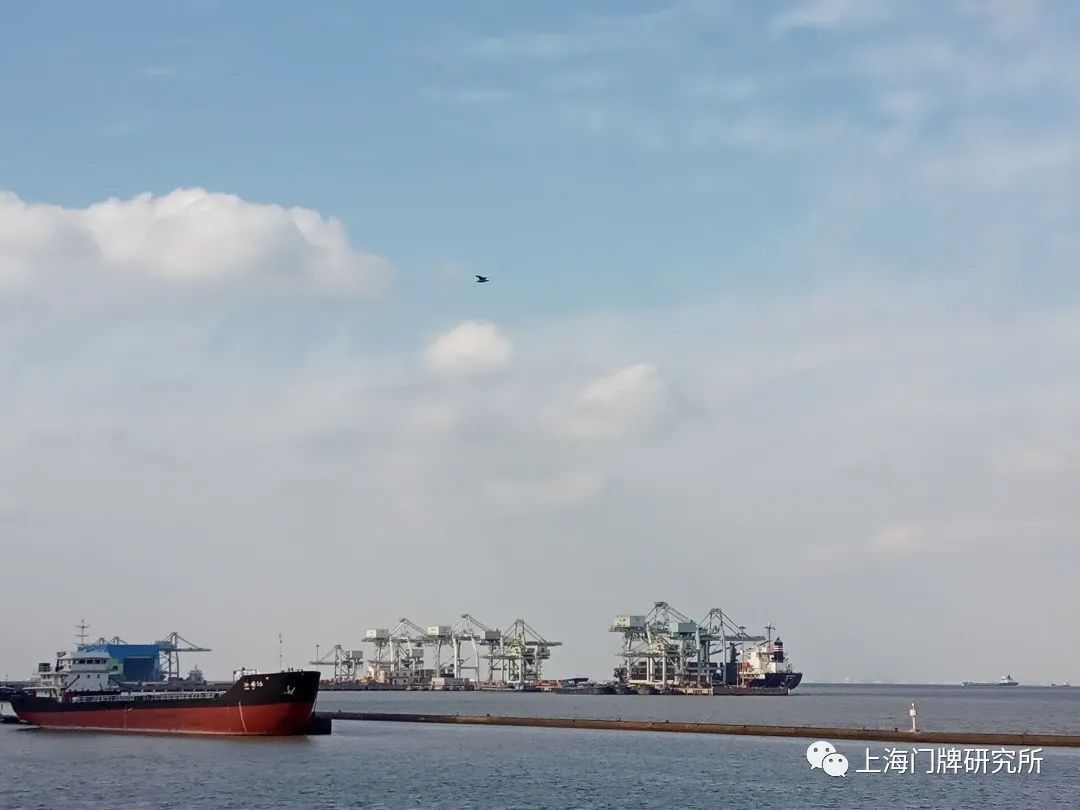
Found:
78,642 -> 164,683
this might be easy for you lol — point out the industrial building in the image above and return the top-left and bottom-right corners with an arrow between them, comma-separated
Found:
73,623 -> 210,684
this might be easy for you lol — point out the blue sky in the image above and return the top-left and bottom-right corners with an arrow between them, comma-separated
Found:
1,1 -> 1079,681
10,0 -> 1075,319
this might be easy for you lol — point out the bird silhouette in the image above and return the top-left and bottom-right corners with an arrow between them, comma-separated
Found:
475,275 -> 489,283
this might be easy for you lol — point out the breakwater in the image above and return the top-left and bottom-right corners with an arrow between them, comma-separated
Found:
315,711 -> 1080,748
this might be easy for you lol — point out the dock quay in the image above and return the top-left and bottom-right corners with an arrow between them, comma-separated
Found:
315,682 -> 789,695
313,711 -> 1080,749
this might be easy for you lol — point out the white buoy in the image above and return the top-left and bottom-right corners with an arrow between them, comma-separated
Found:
909,702 -> 918,733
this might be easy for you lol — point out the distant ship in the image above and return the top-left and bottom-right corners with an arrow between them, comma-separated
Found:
7,648 -> 320,735
961,674 -> 1019,687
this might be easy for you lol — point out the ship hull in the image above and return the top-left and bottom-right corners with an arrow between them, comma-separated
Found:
9,671 -> 319,736
747,672 -> 803,690
551,684 -> 617,695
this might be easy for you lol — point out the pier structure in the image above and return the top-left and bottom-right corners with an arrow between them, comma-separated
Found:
314,711 -> 1080,750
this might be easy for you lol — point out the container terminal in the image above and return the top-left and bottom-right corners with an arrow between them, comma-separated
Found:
310,614 -> 561,692
311,601 -> 801,696
2,603 -> 800,700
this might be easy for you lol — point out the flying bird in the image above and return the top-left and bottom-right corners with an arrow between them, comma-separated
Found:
475,275 -> 490,283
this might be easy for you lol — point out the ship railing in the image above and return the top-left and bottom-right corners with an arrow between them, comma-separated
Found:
70,690 -> 226,703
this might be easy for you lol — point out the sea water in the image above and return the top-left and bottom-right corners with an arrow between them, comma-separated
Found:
2,685 -> 1078,809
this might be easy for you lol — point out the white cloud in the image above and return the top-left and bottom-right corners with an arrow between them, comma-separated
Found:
772,0 -> 890,32
557,102 -> 848,155
4,0 -> 1080,685
921,137 -> 1079,192
0,188 -> 391,298
548,362 -> 674,441
847,34 -> 1074,102
137,66 -> 178,79
3,274 -> 1080,683
425,321 -> 514,377
427,87 -> 513,106
960,0 -> 1044,38
462,1 -> 723,61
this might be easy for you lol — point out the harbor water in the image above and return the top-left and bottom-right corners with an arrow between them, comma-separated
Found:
3,685 -> 1080,809
316,682 -> 1080,734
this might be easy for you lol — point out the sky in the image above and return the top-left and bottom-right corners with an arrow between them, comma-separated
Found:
1,0 -> 1079,684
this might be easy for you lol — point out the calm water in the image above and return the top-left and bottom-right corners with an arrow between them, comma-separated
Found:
317,683 -> 1080,734
3,685 -> 1079,809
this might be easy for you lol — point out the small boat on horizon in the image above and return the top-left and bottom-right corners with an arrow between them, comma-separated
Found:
961,674 -> 1019,687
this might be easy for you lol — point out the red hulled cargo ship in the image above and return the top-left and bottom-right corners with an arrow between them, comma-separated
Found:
8,649 -> 320,735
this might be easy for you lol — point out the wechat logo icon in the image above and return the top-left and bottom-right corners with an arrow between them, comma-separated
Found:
807,740 -> 849,778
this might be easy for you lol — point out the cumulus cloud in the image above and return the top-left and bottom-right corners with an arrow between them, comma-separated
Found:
425,321 -> 514,377
0,188 -> 391,298
4,1 -> 1080,685
548,362 -> 675,441
3,278 -> 1080,683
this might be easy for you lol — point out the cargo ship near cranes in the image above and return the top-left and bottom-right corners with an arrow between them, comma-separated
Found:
740,634 -> 803,690
6,627 -> 320,735
610,605 -> 803,695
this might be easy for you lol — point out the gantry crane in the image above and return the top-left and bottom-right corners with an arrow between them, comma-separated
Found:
309,644 -> 362,680
487,618 -> 562,684
611,601 -> 765,687
155,632 -> 212,681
